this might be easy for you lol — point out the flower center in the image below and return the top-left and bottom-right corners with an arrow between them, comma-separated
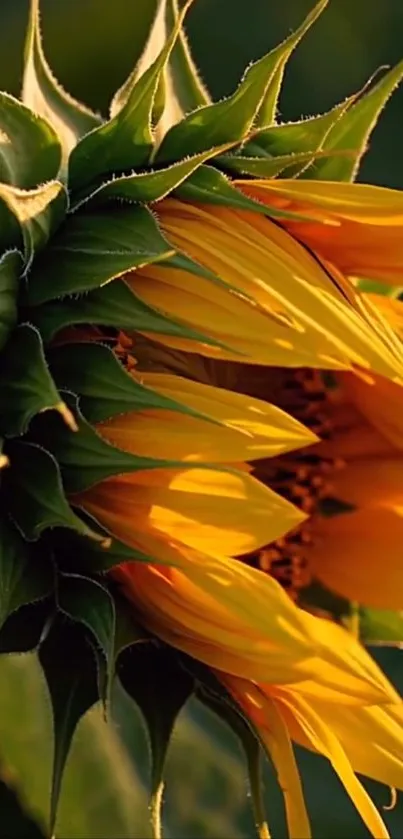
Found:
243,369 -> 345,600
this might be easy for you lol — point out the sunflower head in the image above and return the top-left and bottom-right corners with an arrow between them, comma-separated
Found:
1,0 -> 403,835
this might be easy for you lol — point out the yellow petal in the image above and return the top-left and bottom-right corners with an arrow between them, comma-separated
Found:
299,699 -> 403,792
294,612 -> 400,705
275,690 -> 390,838
125,199 -> 403,381
109,533 -> 398,704
77,466 -> 304,557
113,547 -> 319,683
219,674 -> 311,839
97,370 -> 317,463
238,178 -> 403,286
366,293 -> 403,344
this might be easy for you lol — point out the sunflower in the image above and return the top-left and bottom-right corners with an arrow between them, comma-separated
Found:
73,190 -> 403,836
2,0 -> 403,836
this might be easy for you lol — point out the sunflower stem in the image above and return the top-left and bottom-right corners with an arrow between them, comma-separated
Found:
150,780 -> 164,839
246,743 -> 271,839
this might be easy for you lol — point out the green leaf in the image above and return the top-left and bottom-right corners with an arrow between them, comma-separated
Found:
0,92 -> 61,188
118,643 -> 194,832
254,0 -> 328,127
31,276 -> 229,349
38,616 -> 100,835
0,324 -> 76,437
5,441 -> 107,543
308,60 -> 403,181
157,0 -> 328,163
0,249 -> 21,351
36,393 -> 182,493
219,147 -> 352,178
68,1 -> 194,192
175,164 -> 320,222
111,0 -> 209,136
359,608 -> 403,644
245,98 -> 352,159
58,574 -> 116,706
51,525 -> 154,574
162,0 -> 210,113
0,180 -> 67,266
25,204 -> 175,305
0,518 -> 53,628
113,591 -> 148,661
72,144 -> 233,208
22,0 -> 102,173
49,341 -> 210,424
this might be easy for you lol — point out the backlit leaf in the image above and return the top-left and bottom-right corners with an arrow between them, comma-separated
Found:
309,60 -> 403,181
22,0 -> 101,172
68,1 -> 194,191
25,204 -> 174,305
157,1 -> 328,163
0,324 -> 76,436
0,92 -> 61,188
4,441 -> 106,543
0,249 -> 21,351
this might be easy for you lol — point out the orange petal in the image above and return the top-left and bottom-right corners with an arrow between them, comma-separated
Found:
238,179 -> 403,286
219,674 -> 311,839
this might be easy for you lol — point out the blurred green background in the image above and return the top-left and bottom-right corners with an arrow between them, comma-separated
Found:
1,1 -> 403,837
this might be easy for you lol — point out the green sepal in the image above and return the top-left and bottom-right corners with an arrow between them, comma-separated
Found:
0,324 -> 76,437
156,54 -> 280,163
57,573 -> 116,708
36,392 -> 187,494
38,615 -> 100,836
113,0 -> 209,142
4,441 -> 106,543
22,0 -> 102,173
68,1 -> 194,193
31,277 -> 232,350
0,92 -> 61,188
198,686 -> 268,839
0,599 -> 51,653
160,0 -> 210,115
307,59 -> 403,181
175,164 -> 319,222
112,590 -> 148,661
218,147 -> 352,179
51,524 -> 155,574
156,1 -> 327,164
49,341 -> 212,424
118,643 -> 194,830
359,608 -> 403,644
0,250 -> 21,351
0,517 -> 53,628
25,204 -> 175,305
0,180 -> 67,267
72,144 -> 234,209
254,0 -> 328,127
244,98 -> 352,162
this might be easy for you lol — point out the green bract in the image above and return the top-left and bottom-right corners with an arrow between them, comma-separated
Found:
0,1 -> 402,834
